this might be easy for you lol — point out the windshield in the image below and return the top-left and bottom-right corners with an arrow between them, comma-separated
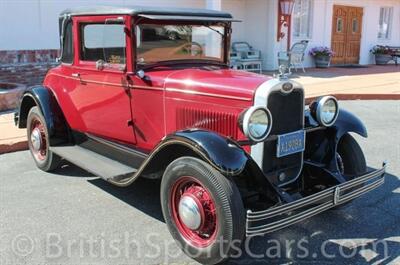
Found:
136,23 -> 225,65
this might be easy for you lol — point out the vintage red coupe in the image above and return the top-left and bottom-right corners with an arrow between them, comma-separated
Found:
15,6 -> 385,264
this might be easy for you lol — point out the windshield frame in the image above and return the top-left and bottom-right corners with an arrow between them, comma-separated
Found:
132,18 -> 231,70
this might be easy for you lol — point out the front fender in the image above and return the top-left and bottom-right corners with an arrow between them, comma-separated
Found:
17,86 -> 70,146
333,108 -> 368,139
305,108 -> 368,179
163,130 -> 249,176
130,129 -> 279,203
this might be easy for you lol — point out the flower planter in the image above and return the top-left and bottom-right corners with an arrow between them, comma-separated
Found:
375,54 -> 392,65
314,55 -> 331,68
0,82 -> 27,112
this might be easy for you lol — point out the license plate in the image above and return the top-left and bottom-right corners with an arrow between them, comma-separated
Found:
276,130 -> 305,158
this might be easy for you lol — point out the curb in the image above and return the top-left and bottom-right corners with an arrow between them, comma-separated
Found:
305,93 -> 400,104
0,140 -> 28,155
1,94 -> 399,155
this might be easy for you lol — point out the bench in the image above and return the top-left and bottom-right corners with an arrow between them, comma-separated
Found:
229,42 -> 262,73
388,46 -> 400,65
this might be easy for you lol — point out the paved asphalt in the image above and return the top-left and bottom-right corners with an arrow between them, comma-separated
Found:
0,100 -> 399,265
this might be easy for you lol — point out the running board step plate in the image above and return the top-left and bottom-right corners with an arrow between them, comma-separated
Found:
51,145 -> 137,180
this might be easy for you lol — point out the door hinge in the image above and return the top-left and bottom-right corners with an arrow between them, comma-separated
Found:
127,119 -> 134,127
122,76 -> 132,97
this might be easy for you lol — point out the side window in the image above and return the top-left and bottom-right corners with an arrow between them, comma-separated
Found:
292,0 -> 313,39
61,21 -> 73,63
378,7 -> 393,39
80,23 -> 126,64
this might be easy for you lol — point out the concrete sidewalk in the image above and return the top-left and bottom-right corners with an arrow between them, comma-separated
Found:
0,64 -> 399,154
292,65 -> 400,100
0,112 -> 27,154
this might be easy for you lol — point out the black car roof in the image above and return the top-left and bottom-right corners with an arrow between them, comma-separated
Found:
59,5 -> 233,19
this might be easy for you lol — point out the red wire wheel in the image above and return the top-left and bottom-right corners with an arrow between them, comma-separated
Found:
170,176 -> 218,248
29,116 -> 47,162
26,106 -> 60,172
161,157 -> 245,265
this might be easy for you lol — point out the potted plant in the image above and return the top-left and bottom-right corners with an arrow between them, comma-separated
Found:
370,45 -> 393,65
309,46 -> 335,68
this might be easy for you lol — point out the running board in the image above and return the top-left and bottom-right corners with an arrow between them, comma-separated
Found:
51,145 -> 137,180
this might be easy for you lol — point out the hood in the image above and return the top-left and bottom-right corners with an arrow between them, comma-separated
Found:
146,68 -> 272,102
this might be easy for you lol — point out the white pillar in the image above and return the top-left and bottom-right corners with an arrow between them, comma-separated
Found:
206,0 -> 222,11
204,0 -> 223,58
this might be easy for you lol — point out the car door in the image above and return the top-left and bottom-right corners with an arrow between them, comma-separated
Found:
69,15 -> 136,144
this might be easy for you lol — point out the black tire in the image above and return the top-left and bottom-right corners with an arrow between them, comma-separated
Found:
337,133 -> 367,178
160,157 -> 245,265
27,106 -> 61,171
335,134 -> 367,208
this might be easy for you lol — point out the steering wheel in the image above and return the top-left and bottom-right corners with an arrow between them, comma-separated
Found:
176,42 -> 204,56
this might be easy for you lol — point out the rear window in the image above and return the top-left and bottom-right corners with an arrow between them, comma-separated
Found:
80,23 -> 126,64
60,21 -> 73,63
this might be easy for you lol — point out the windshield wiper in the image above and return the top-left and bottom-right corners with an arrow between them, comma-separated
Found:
204,25 -> 224,36
137,60 -> 227,71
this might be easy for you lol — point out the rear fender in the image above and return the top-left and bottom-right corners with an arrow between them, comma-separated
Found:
17,86 -> 70,146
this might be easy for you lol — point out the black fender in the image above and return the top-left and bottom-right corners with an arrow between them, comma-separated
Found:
332,108 -> 368,139
305,108 -> 367,139
154,129 -> 249,176
16,86 -> 70,146
305,108 -> 367,181
121,129 -> 279,203
329,109 -> 367,176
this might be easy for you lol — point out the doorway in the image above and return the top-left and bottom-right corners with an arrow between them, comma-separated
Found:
331,5 -> 363,65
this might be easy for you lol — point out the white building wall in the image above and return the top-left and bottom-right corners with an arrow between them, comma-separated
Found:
222,0 -> 278,70
0,0 -> 205,51
308,0 -> 400,66
223,0 -> 400,70
1,0 -> 398,69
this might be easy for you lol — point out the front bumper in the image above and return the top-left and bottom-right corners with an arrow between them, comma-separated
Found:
246,163 -> 386,236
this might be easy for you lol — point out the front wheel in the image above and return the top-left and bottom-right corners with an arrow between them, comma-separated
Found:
336,133 -> 367,178
160,157 -> 245,265
335,134 -> 367,208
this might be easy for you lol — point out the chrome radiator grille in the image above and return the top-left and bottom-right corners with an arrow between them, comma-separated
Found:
262,88 -> 305,185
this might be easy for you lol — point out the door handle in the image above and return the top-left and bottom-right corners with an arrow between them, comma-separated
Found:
71,73 -> 82,83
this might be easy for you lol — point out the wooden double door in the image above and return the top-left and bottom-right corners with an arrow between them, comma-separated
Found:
331,5 -> 363,65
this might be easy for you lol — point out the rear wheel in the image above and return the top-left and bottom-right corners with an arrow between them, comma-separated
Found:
27,106 -> 61,171
160,157 -> 245,265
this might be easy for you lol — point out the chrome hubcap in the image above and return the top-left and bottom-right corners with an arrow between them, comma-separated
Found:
31,128 -> 42,151
178,195 -> 202,230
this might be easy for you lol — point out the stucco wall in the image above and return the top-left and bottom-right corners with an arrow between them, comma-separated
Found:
0,0 -> 205,51
0,0 -> 207,85
223,0 -> 400,70
309,0 -> 400,66
222,0 -> 278,70
0,0 -> 398,70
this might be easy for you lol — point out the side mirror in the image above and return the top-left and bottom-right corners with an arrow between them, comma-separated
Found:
136,69 -> 145,79
96,59 -> 106,70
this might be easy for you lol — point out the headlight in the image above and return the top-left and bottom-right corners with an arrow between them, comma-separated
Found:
239,106 -> 272,142
311,96 -> 339,127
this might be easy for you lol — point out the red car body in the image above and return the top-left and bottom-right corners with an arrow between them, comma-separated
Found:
45,53 -> 269,151
15,6 -> 386,264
